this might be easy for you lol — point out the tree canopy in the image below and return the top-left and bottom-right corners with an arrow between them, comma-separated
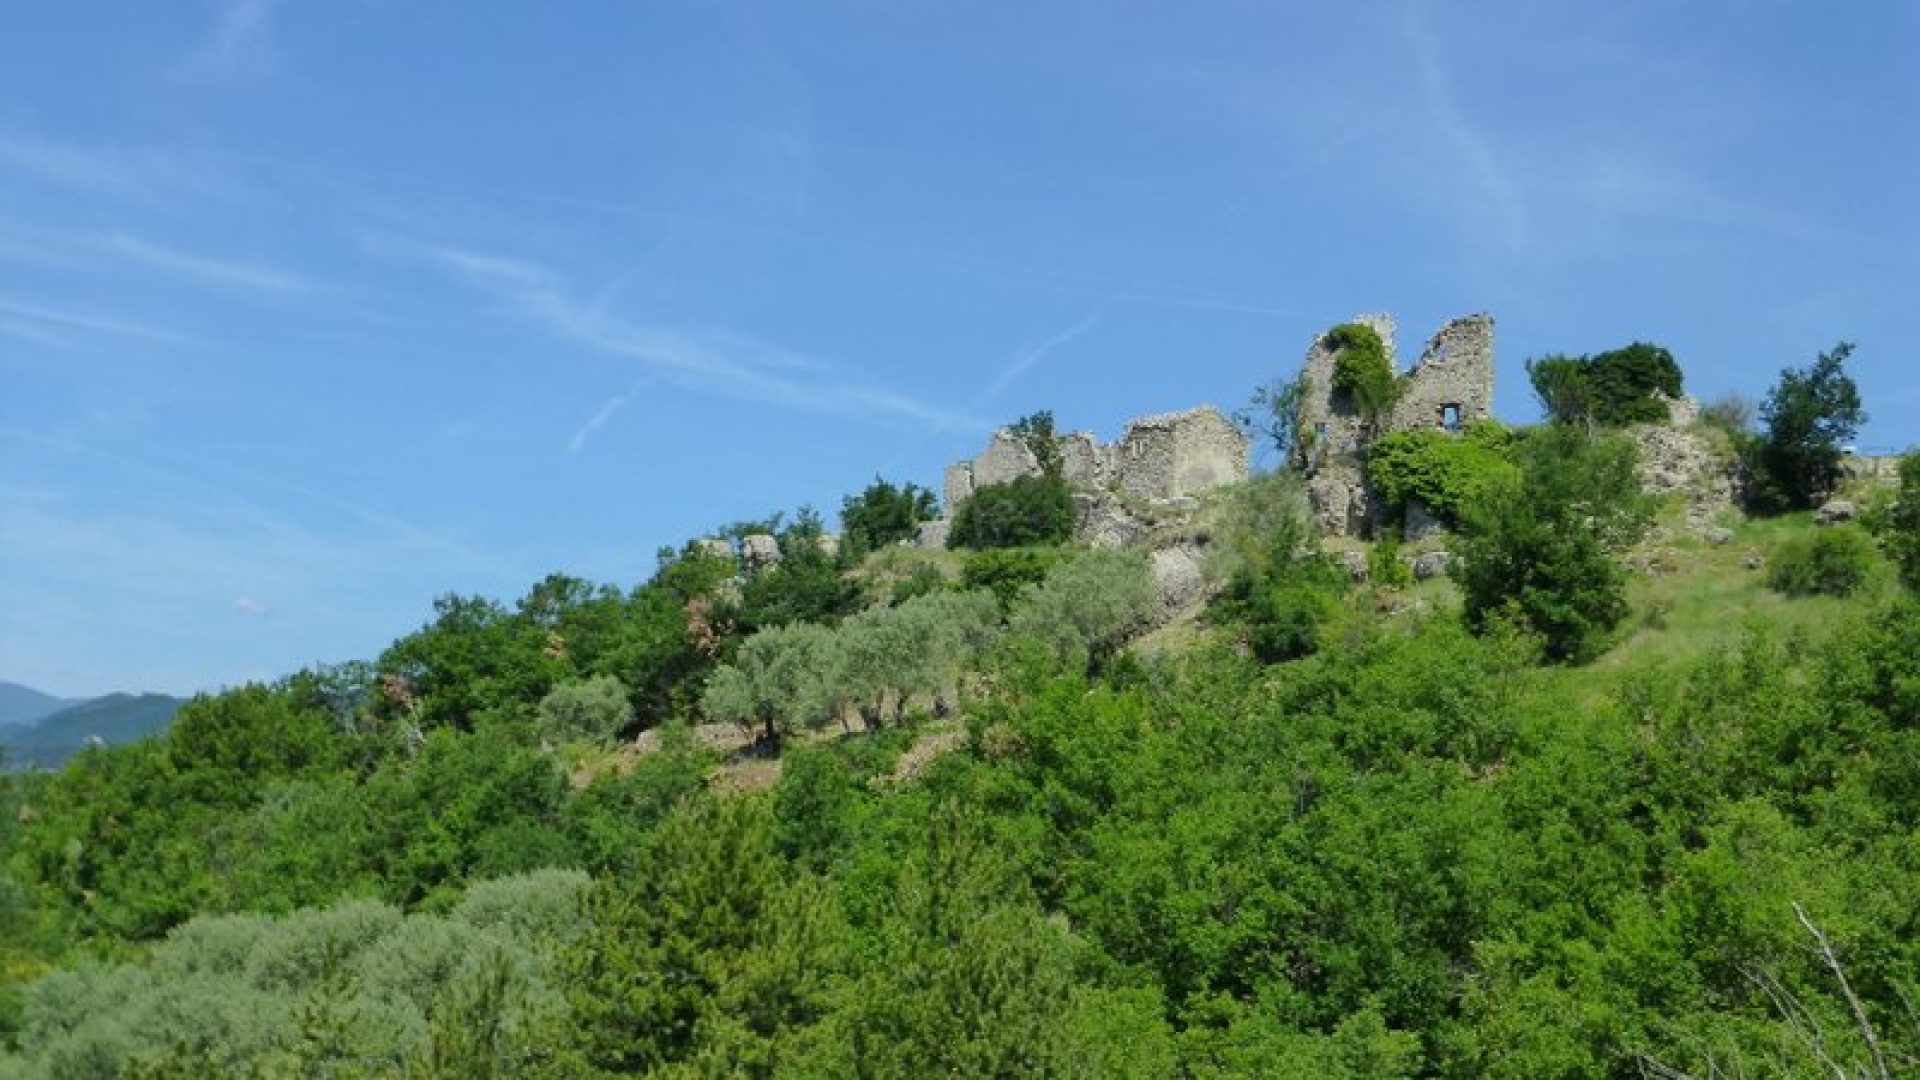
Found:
1527,342 -> 1684,427
1749,341 -> 1867,512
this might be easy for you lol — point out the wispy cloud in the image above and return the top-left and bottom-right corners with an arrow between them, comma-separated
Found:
0,427 -> 521,583
0,133 -> 223,202
408,240 -> 985,431
175,0 -> 281,82
0,297 -> 200,347
231,595 -> 270,617
94,232 -> 314,293
567,394 -> 628,454
1403,11 -> 1528,253
977,308 -> 1104,405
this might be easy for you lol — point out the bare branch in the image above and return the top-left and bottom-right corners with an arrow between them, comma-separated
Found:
1794,902 -> 1891,1080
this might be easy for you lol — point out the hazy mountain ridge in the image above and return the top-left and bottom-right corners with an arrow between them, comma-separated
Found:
0,687 -> 183,768
0,681 -> 77,728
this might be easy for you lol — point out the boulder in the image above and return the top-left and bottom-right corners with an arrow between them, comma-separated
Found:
1073,492 -> 1151,550
1338,550 -> 1369,582
1702,526 -> 1734,546
1411,551 -> 1452,581
693,537 -> 733,561
741,533 -> 781,568
1404,498 -> 1446,543
1149,546 -> 1207,617
1815,500 -> 1857,526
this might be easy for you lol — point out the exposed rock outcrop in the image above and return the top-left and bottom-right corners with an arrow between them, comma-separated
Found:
1149,545 -> 1207,617
1627,424 -> 1736,531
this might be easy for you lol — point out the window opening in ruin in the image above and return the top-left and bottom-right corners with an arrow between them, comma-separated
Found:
1440,404 -> 1462,432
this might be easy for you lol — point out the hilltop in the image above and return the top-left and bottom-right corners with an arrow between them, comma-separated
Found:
0,320 -> 1913,1077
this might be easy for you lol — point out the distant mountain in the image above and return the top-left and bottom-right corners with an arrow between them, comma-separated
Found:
0,681 -> 77,728
0,693 -> 184,769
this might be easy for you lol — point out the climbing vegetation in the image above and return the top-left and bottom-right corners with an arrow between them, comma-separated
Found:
1326,321 -> 1401,421
1366,420 -> 1519,526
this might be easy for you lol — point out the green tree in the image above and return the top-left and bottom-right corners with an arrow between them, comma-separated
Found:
1209,509 -> 1347,664
839,477 -> 938,557
1586,342 -> 1683,425
1238,372 -> 1307,459
1454,426 -> 1651,662
378,595 -> 560,732
1525,354 -> 1594,427
948,474 -> 1075,550
737,513 -> 861,634
1008,550 -> 1156,672
1009,409 -> 1064,478
535,675 -> 633,745
700,623 -> 840,742
1750,341 -> 1866,511
1529,343 -> 1683,428
1882,452 -> 1920,590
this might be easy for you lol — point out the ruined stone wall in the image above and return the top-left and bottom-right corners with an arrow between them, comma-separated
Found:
970,430 -> 1040,489
1058,432 -> 1112,490
1843,455 -> 1904,485
1292,313 -> 1396,469
926,405 -> 1248,547
1293,313 -> 1496,537
1388,315 -> 1495,434
1115,421 -> 1177,500
1135,407 -> 1249,499
943,462 -> 975,511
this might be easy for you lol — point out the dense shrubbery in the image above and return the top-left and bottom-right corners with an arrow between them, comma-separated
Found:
1209,478 -> 1349,663
1454,425 -> 1651,662
839,476 -> 939,557
6,576 -> 1920,1076
1527,342 -> 1684,427
1768,525 -> 1879,597
1366,420 -> 1518,526
947,474 -> 1075,550
7,417 -> 1920,1077
960,546 -> 1067,608
1882,452 -> 1920,590
8,871 -> 588,1076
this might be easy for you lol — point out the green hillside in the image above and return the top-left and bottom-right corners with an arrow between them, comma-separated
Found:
0,374 -> 1914,1076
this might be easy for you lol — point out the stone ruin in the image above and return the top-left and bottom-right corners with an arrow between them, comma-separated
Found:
1292,313 -> 1496,537
928,405 -> 1250,549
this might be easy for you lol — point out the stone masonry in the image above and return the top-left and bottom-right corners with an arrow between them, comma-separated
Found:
1292,314 -> 1495,537
932,406 -> 1249,548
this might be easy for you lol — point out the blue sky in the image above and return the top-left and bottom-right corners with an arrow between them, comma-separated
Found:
2,1 -> 1915,697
